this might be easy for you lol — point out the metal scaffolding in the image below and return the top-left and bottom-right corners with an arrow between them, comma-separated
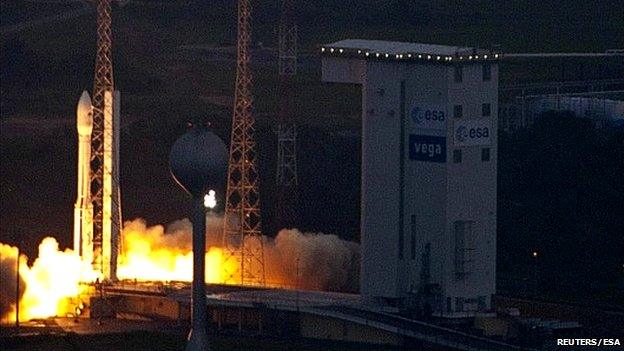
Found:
91,0 -> 121,280
275,0 -> 299,230
223,0 -> 265,286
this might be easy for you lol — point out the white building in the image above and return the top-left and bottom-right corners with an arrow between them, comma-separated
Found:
321,40 -> 500,316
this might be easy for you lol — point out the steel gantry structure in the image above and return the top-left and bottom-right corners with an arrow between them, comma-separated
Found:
91,0 -> 121,280
275,0 -> 299,231
223,0 -> 266,286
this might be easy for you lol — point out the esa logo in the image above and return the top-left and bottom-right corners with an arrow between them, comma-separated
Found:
411,106 -> 445,130
455,125 -> 490,143
409,135 -> 446,163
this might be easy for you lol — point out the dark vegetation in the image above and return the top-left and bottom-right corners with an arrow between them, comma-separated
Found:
498,112 -> 624,304
1,1 -> 623,302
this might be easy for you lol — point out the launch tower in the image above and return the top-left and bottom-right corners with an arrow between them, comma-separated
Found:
223,0 -> 266,286
275,0 -> 299,230
90,0 -> 122,280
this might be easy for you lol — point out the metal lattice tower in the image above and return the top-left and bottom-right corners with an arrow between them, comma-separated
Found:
90,0 -> 121,280
223,0 -> 265,286
275,0 -> 298,230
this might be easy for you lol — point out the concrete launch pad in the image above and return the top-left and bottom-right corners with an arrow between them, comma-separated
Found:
83,282 -> 526,350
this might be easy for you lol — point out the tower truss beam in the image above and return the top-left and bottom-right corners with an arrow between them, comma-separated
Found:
275,0 -> 299,230
223,0 -> 265,286
90,0 -> 121,280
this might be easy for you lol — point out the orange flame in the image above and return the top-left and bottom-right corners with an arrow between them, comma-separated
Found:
1,218 -> 357,323
116,219 -> 236,283
0,238 -> 99,322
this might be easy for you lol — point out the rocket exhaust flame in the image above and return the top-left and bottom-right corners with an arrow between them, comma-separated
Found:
117,217 -> 359,290
0,217 -> 359,323
0,239 -> 99,323
116,218 -> 234,283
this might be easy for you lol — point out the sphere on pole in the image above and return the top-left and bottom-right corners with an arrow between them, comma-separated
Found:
170,126 -> 228,197
169,125 -> 227,351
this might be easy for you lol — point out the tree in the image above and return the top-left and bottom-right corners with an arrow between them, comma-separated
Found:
498,110 -> 624,302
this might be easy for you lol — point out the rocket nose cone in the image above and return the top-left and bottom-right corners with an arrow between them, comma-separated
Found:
77,91 -> 93,135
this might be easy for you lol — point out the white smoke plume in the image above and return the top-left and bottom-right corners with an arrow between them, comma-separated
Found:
267,229 -> 360,292
0,243 -> 25,321
119,216 -> 360,292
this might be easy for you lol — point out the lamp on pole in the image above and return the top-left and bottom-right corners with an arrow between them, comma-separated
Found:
296,256 -> 300,313
15,244 -> 20,328
532,250 -> 538,297
170,125 -> 227,351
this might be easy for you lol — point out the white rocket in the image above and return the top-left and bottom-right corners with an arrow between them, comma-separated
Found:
74,91 -> 94,264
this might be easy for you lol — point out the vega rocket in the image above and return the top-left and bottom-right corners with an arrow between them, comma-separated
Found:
74,91 -> 94,264
73,89 -> 123,280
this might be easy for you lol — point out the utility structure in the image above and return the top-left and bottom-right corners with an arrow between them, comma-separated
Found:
90,0 -> 122,280
223,0 -> 265,286
275,0 -> 299,230
170,127 -> 227,351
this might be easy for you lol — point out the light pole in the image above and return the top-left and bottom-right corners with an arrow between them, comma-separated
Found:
15,244 -> 20,328
296,256 -> 300,313
170,125 -> 227,351
532,251 -> 538,297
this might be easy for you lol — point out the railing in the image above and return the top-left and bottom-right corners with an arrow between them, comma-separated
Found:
215,298 -> 533,351
306,305 -> 532,351
500,79 -> 624,92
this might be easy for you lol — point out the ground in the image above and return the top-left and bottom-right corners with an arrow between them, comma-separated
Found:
1,318 -> 186,351
0,317 -> 397,351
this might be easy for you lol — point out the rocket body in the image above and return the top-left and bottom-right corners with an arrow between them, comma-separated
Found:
75,88 -> 122,280
74,91 -> 94,263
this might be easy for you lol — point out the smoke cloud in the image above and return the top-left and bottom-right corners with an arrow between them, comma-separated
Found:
120,216 -> 360,292
0,243 -> 25,321
267,229 -> 360,292
0,216 -> 360,322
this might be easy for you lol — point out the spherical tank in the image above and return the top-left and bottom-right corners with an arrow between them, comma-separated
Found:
170,126 -> 228,197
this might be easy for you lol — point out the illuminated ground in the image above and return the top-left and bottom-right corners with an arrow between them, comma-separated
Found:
0,317 -> 393,351
0,318 -> 187,351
